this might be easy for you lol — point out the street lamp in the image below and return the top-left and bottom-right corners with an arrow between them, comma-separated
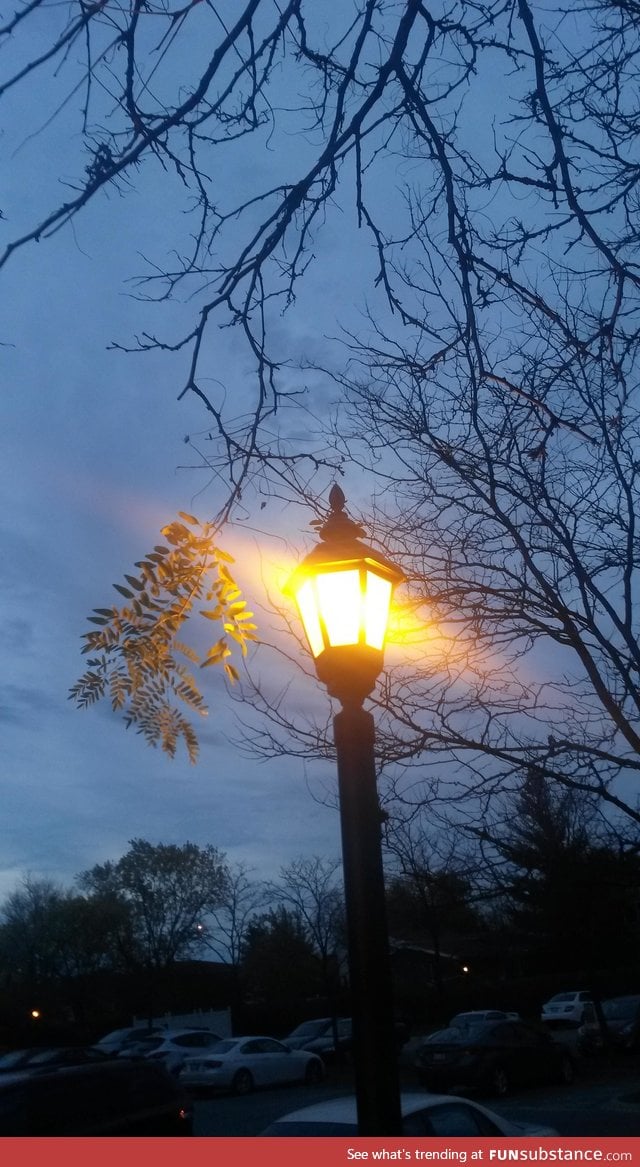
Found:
286,484 -> 404,1136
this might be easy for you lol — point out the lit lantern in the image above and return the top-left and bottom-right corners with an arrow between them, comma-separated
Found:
286,486 -> 404,704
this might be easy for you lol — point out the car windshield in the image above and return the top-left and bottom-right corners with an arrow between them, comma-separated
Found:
427,1024 -> 491,1044
0,1049 -> 33,1069
130,1036 -> 163,1051
603,998 -> 640,1020
26,1049 -> 69,1065
288,1021 -> 328,1039
549,993 -> 578,1003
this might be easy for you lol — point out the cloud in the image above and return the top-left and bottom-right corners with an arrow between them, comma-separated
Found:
0,618 -> 34,652
0,683 -> 60,726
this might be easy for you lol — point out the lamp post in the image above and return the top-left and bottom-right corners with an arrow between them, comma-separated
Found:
286,485 -> 404,1136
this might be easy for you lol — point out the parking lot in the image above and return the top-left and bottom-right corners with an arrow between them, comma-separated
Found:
191,1053 -> 640,1137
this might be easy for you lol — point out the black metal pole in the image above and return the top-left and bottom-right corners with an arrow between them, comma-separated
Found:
334,701 -> 402,1136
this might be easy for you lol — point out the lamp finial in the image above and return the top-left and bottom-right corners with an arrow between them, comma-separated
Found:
320,485 -> 366,543
329,483 -> 346,512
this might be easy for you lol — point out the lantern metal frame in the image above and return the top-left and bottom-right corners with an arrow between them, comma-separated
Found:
286,486 -> 404,705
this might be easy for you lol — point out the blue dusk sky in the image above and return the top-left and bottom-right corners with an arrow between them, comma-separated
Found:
4,3 -> 623,909
0,20 -> 377,901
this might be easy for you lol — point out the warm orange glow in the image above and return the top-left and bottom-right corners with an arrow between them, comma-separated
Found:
290,561 -> 396,659
386,602 -> 460,662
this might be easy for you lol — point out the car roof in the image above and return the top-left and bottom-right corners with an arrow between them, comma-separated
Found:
269,1092 -> 475,1124
224,1035 -> 284,1042
263,1093 -> 559,1138
453,1010 -> 507,1018
0,1058 -> 171,1087
136,1027 -> 214,1039
289,1018 -> 349,1028
547,990 -> 589,997
97,1025 -> 166,1039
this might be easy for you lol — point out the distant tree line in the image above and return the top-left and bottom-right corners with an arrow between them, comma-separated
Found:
1,780 -> 638,1041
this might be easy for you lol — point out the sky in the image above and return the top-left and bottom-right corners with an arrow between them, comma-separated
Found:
0,230 -> 352,901
4,3 -> 631,911
0,244 -> 348,902
0,15 -> 376,904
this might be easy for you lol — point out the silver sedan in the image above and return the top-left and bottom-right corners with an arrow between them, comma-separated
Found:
179,1035 -> 324,1095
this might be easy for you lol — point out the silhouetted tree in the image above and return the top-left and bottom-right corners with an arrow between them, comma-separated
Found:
240,906 -> 321,1013
193,861 -> 266,1009
474,771 -> 640,977
267,856 -> 346,1008
78,838 -> 229,970
0,877 -> 125,987
384,817 -> 481,998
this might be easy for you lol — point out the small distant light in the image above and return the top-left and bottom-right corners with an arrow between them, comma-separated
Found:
30,1009 -> 41,1019
461,965 -> 470,974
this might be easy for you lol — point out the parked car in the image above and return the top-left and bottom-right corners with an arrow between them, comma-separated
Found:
0,1057 -> 193,1135
283,1016 -> 406,1061
261,1091 -> 558,1136
121,1028 -> 223,1074
578,995 -> 640,1054
541,990 -> 592,1026
283,1017 -> 352,1061
0,1046 -> 110,1073
179,1035 -> 324,1095
93,1024 -> 168,1056
413,1019 -> 575,1097
451,1010 -> 520,1026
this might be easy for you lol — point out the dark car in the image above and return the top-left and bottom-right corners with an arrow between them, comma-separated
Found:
0,1046 -> 111,1073
93,1024 -> 168,1056
120,1028 -> 222,1075
284,1016 -> 406,1062
413,1019 -> 575,1098
0,1057 -> 193,1135
578,995 -> 640,1054
600,995 -> 640,1051
450,1010 -> 520,1026
283,1018 -> 352,1062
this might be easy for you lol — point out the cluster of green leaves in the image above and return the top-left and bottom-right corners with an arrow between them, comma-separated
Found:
69,513 -> 257,762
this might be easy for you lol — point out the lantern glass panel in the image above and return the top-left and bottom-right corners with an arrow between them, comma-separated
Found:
317,569 -> 361,646
296,578 -> 325,658
364,571 -> 392,649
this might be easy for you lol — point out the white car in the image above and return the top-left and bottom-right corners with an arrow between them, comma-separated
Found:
541,991 -> 592,1026
179,1035 -> 324,1094
261,1092 -> 558,1136
121,1028 -> 223,1074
